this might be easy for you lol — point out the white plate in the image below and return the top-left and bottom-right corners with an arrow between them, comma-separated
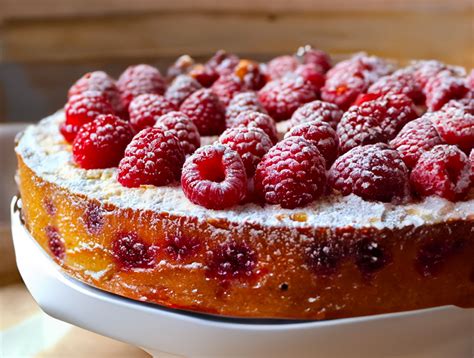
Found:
10,197 -> 473,358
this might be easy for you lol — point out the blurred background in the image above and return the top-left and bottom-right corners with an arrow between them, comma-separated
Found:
0,0 -> 472,356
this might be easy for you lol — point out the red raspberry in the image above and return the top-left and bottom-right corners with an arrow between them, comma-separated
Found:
294,64 -> 325,94
218,126 -> 273,176
189,64 -> 219,87
181,144 -> 247,209
206,50 -> 240,76
225,92 -> 267,126
117,64 -> 166,109
408,60 -> 447,88
442,98 -> 474,114
289,100 -> 343,129
63,91 -> 115,143
467,70 -> 474,90
258,76 -> 317,121
165,75 -> 202,107
230,110 -> 278,144
254,137 -> 327,208
166,54 -> 195,82
112,232 -> 156,269
285,121 -> 338,167
68,71 -> 124,114
266,55 -> 299,80
234,59 -> 266,90
430,105 -> 474,152
211,75 -> 246,107
179,88 -> 226,136
296,45 -> 332,74
128,93 -> 177,132
367,70 -> 424,104
72,114 -> 134,169
410,145 -> 471,201
470,149 -> 474,182
328,143 -> 410,202
390,117 -> 443,169
207,242 -> 256,280
378,94 -> 419,139
155,111 -> 200,155
424,70 -> 468,111
118,127 -> 185,187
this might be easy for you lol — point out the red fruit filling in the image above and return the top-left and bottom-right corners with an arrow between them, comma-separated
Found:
112,232 -> 156,269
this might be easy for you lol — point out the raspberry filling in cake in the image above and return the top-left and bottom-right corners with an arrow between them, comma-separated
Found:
16,47 -> 474,320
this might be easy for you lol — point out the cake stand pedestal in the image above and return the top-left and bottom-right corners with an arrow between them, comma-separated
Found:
10,197 -> 473,358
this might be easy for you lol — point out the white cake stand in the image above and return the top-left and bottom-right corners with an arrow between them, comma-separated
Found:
10,197 -> 473,358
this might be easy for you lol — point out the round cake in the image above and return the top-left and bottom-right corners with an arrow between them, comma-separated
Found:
15,48 -> 474,320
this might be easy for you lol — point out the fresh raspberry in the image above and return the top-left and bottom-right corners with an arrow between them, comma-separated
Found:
353,92 -> 383,106
429,106 -> 474,152
408,60 -> 447,88
258,76 -> 317,121
206,50 -> 240,76
234,59 -> 266,90
266,55 -> 299,80
63,91 -> 114,143
207,241 -> 256,280
254,137 -> 326,208
467,70 -> 474,90
165,74 -> 202,107
442,98 -> 474,114
189,64 -> 219,87
68,71 -> 124,114
367,69 -> 424,104
229,110 -> 278,144
155,111 -> 200,155
410,145 -> 471,201
211,75 -> 246,107
289,100 -> 343,129
118,127 -> 185,187
179,88 -> 226,135
470,149 -> 474,182
225,92 -> 267,126
424,70 -> 468,111
166,54 -> 195,82
128,93 -> 177,132
296,45 -> 332,74
218,126 -> 273,176
378,94 -> 419,139
285,121 -> 338,167
294,64 -> 325,94
328,143 -> 410,202
390,117 -> 443,169
181,144 -> 247,209
117,64 -> 166,109
112,232 -> 156,269
72,114 -> 134,169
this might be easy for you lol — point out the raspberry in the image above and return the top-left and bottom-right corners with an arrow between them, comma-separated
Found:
355,239 -> 391,276
294,64 -> 325,93
63,91 -> 114,143
165,74 -> 202,107
189,64 -> 219,87
378,94 -> 419,139
68,71 -> 124,114
285,121 -> 338,167
117,64 -> 166,109
442,98 -> 474,114
118,127 -> 185,187
258,76 -> 317,121
254,137 -> 326,208
72,114 -> 134,169
230,110 -> 278,144
328,143 -> 410,202
424,70 -> 468,111
128,93 -> 177,132
408,60 -> 447,88
467,70 -> 474,90
45,226 -> 65,259
206,50 -> 240,76
305,240 -> 345,276
207,242 -> 256,280
367,69 -> 424,104
225,92 -> 267,126
234,59 -> 266,90
112,232 -> 156,269
166,54 -> 195,81
430,106 -> 474,152
218,126 -> 273,176
470,149 -> 474,183
180,88 -> 226,135
266,55 -> 299,80
296,45 -> 332,74
181,144 -> 247,209
165,234 -> 200,261
390,117 -> 443,169
289,100 -> 343,129
155,111 -> 200,155
410,145 -> 471,201
83,202 -> 104,235
211,75 -> 246,107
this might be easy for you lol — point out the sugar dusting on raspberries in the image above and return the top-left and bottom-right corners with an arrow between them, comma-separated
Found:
112,232 -> 156,269
219,126 -> 273,176
329,143 -> 410,202
181,144 -> 247,209
155,111 -> 200,156
211,75 -> 246,107
45,226 -> 65,259
234,59 -> 266,90
430,105 -> 474,152
266,55 -> 299,80
229,110 -> 278,143
180,88 -> 226,135
294,64 -> 326,94
72,114 -> 134,169
296,45 -> 332,74
258,76 -> 317,121
207,241 -> 256,280
118,127 -> 185,187
289,100 -> 343,129
128,93 -> 177,132
285,121 -> 339,167
165,74 -> 202,107
367,69 -> 424,104
424,70 -> 468,111
206,50 -> 240,76
410,145 -> 471,201
255,137 -> 327,208
225,91 -> 267,126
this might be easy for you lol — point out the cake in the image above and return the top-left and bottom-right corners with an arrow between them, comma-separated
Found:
15,48 -> 474,320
